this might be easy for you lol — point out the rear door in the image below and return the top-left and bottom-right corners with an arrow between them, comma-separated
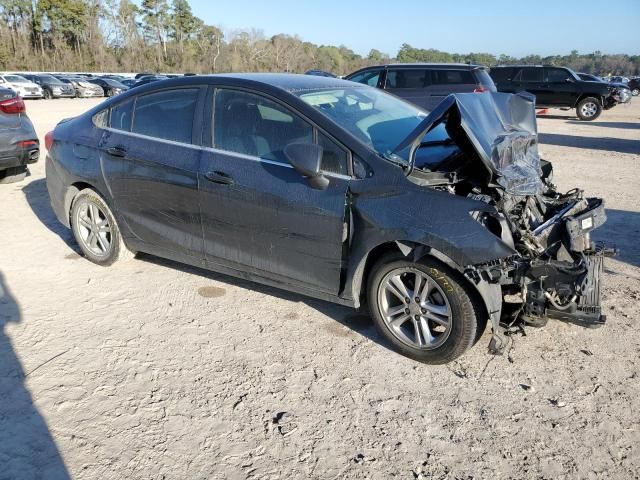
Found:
198,87 -> 350,294
384,68 -> 431,109
100,86 -> 206,259
512,67 -> 547,105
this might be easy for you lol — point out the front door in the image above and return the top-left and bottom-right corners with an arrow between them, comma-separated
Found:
543,68 -> 580,106
198,88 -> 350,294
99,86 -> 206,259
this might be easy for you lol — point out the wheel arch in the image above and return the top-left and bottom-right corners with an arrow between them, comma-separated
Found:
63,181 -> 107,227
351,240 -> 490,318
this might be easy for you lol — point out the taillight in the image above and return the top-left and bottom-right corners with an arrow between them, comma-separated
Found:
473,86 -> 489,93
45,131 -> 54,150
16,140 -> 38,148
0,96 -> 26,114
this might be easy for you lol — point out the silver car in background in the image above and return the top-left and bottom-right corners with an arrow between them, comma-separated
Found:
0,88 -> 39,183
0,74 -> 43,99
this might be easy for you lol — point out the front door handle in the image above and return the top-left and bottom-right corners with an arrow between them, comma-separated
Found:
204,170 -> 234,185
106,146 -> 127,158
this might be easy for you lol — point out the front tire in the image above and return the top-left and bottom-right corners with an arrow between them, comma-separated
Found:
367,254 -> 479,364
632,88 -> 639,97
576,97 -> 602,121
70,189 -> 133,266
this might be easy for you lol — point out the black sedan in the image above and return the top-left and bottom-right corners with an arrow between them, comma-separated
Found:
44,74 -> 610,363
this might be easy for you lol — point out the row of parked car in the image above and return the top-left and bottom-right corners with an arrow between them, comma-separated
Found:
341,63 -> 634,121
0,72 -> 186,100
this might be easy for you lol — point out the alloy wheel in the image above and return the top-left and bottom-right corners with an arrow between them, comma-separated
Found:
377,267 -> 452,349
580,102 -> 598,118
75,201 -> 112,257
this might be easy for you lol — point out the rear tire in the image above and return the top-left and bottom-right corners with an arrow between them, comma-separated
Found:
0,166 -> 27,184
576,97 -> 602,121
70,189 -> 134,266
632,88 -> 639,96
43,89 -> 52,100
367,254 -> 479,364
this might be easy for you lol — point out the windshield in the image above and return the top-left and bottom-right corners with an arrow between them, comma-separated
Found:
5,75 -> 30,83
296,86 -> 426,161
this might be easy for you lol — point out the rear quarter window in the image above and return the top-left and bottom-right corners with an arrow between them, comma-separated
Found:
432,70 -> 475,85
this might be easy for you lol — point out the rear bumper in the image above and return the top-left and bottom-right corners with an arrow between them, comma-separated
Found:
45,154 -> 70,227
0,146 -> 39,170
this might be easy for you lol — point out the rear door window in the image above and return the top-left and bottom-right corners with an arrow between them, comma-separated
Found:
347,70 -> 382,87
131,88 -> 199,143
385,69 -> 430,89
516,68 -> 543,83
432,70 -> 475,85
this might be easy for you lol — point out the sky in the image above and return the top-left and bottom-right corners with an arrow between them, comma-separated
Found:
188,0 -> 640,57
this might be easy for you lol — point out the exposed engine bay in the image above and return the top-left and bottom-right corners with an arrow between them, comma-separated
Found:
397,92 -> 616,352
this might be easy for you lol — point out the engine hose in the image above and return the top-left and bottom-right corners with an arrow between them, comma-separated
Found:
544,292 -> 577,310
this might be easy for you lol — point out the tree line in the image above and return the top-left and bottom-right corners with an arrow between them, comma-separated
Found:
0,0 -> 638,76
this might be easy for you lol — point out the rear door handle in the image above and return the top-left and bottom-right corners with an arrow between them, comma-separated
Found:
106,146 -> 127,158
204,170 -> 234,185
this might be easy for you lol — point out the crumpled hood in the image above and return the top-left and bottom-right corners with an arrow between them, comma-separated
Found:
395,91 -> 545,196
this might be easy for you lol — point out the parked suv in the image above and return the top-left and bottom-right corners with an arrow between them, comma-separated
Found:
345,63 -> 496,110
0,88 -> 39,183
490,65 -> 621,121
21,73 -> 75,99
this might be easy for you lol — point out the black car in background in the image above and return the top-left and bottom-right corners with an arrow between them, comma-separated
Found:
490,65 -> 624,121
0,88 -> 39,183
45,74 -> 611,364
88,78 -> 129,97
345,63 -> 496,110
21,73 -> 75,99
133,75 -> 168,87
628,77 -> 639,96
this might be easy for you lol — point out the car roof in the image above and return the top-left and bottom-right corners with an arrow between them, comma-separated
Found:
124,73 -> 363,95
356,63 -> 484,70
209,73 -> 359,91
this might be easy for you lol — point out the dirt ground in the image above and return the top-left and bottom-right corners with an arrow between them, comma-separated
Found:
1,96 -> 639,480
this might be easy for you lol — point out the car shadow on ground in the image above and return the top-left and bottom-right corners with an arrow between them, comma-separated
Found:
22,178 -> 80,253
566,121 -> 640,130
137,253 -> 397,350
593,209 -> 640,268
537,133 -> 640,155
0,272 -> 71,479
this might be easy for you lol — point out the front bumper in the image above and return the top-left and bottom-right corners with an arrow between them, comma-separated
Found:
75,87 -> 104,97
522,199 -> 613,329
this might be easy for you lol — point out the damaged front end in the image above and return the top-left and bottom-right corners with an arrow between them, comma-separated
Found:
393,92 -> 616,354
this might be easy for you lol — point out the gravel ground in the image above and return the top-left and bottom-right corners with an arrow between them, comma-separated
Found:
1,97 -> 639,480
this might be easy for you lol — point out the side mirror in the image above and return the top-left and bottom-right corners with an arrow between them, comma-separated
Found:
284,143 -> 329,190
565,77 -> 575,83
